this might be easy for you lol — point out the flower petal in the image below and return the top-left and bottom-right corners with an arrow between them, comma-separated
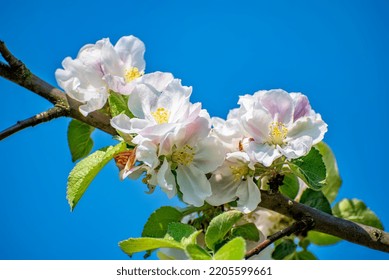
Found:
157,158 -> 177,198
260,89 -> 293,124
236,177 -> 261,213
193,136 -> 225,173
114,35 -> 146,72
207,173 -> 240,206
246,142 -> 281,167
177,165 -> 212,207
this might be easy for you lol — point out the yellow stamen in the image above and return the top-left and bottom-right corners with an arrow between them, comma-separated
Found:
152,107 -> 170,124
124,67 -> 143,82
172,145 -> 195,166
230,165 -> 249,181
269,121 -> 288,146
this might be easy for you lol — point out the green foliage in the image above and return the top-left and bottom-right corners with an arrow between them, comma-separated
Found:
166,222 -> 196,242
315,142 -> 342,203
142,206 -> 183,238
67,119 -> 95,162
300,189 -> 332,215
67,142 -> 126,210
333,199 -> 384,229
108,91 -> 132,118
185,244 -> 212,260
213,237 -> 246,260
279,173 -> 299,199
205,210 -> 243,250
307,231 -> 341,246
290,147 -> 326,191
271,239 -> 297,260
284,250 -> 318,260
231,223 -> 260,242
119,238 -> 183,257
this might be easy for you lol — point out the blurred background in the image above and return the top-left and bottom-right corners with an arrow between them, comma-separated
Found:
1,0 -> 388,259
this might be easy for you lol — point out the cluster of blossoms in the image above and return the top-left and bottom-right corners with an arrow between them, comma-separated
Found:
56,35 -> 327,213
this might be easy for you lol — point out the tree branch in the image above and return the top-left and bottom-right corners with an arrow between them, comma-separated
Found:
0,106 -> 67,140
259,190 -> 389,253
245,217 -> 314,259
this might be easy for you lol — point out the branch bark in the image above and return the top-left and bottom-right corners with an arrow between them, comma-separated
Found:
259,190 -> 389,253
0,106 -> 67,140
1,40 -> 389,255
245,217 -> 314,259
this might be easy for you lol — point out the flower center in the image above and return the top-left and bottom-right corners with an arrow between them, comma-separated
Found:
269,121 -> 288,146
172,145 -> 195,166
151,107 -> 170,124
124,67 -> 143,82
230,164 -> 249,181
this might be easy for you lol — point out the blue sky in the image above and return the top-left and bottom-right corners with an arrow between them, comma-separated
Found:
1,0 -> 388,260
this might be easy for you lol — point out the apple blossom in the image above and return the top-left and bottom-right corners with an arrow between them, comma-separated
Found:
239,89 -> 327,167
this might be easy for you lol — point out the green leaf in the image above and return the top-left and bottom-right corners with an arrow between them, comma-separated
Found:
108,91 -> 133,118
67,142 -> 126,210
67,119 -> 95,162
205,210 -> 243,250
279,173 -> 300,199
307,231 -> 341,246
181,230 -> 202,247
296,250 -> 317,260
333,199 -> 384,229
186,244 -> 212,260
213,237 -> 246,260
231,223 -> 260,242
119,237 -> 183,257
271,239 -> 297,260
299,188 -> 332,215
315,142 -> 342,203
167,222 -> 196,242
142,207 -> 183,238
290,147 -> 326,191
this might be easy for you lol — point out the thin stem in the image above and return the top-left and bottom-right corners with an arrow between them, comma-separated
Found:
245,217 -> 314,259
0,106 -> 67,140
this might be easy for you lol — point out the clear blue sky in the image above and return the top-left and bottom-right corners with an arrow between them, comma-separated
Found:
1,0 -> 388,260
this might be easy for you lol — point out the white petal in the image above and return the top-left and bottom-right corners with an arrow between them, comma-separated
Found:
279,135 -> 313,159
247,142 -> 281,167
157,159 -> 177,198
193,136 -> 225,173
236,178 -> 261,213
140,72 -> 174,92
241,107 -> 272,143
114,35 -> 146,72
286,115 -> 327,145
207,173 -> 239,206
101,41 -> 124,76
78,89 -> 108,116
127,83 -> 158,119
110,114 -> 133,134
177,165 -> 212,207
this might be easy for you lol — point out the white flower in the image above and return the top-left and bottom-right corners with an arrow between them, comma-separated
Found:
207,152 -> 260,213
136,117 -> 225,207
239,89 -> 327,167
56,35 -> 163,116
111,78 -> 204,144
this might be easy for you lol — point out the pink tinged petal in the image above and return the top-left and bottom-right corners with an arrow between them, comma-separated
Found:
110,114 -> 133,134
176,165 -> 212,207
157,159 -> 177,199
193,136 -> 225,173
139,72 -> 174,92
236,178 -> 261,213
279,135 -> 313,159
101,41 -> 124,77
260,89 -> 294,124
241,107 -> 272,143
286,116 -> 328,145
103,74 -> 128,94
290,92 -> 312,121
207,173 -> 240,206
137,123 -> 177,141
114,35 -> 146,72
247,142 -> 281,167
127,83 -> 158,119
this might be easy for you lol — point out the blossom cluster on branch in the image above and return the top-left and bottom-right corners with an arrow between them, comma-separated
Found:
56,35 -> 327,212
